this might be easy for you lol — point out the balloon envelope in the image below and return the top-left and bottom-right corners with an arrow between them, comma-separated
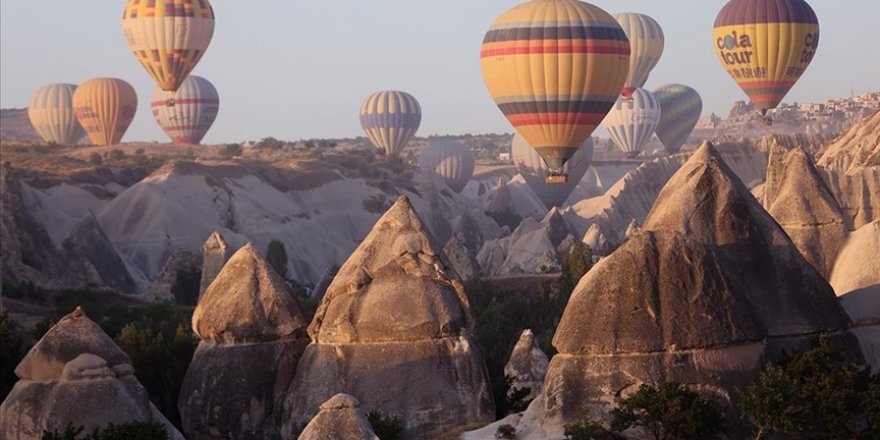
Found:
151,75 -> 219,145
615,13 -> 665,96
512,133 -> 594,208
73,78 -> 138,146
359,91 -> 421,157
652,84 -> 703,154
481,0 -> 630,171
419,141 -> 475,193
28,84 -> 85,145
603,88 -> 662,159
713,0 -> 819,115
122,0 -> 215,91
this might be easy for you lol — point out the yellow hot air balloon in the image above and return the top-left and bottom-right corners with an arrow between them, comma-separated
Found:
28,84 -> 85,145
713,0 -> 820,119
481,0 -> 630,183
122,0 -> 215,91
73,78 -> 138,146
615,13 -> 665,97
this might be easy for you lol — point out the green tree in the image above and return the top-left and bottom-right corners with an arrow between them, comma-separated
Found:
266,240 -> 289,280
109,149 -> 127,161
740,339 -> 872,439
610,382 -> 723,440
256,137 -> 284,150
560,241 -> 592,294
89,153 -> 103,166
219,143 -> 242,159
367,410 -> 402,440
171,268 -> 201,307
1,310 -> 25,400
565,419 -> 619,440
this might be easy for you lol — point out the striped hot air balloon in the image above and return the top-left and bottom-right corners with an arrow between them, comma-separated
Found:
72,78 -> 138,146
151,76 -> 219,145
359,91 -> 422,157
713,0 -> 820,116
615,13 -> 665,97
28,84 -> 85,145
512,133 -> 594,208
419,141 -> 475,193
122,0 -> 215,91
481,0 -> 630,183
652,84 -> 703,154
603,88 -> 662,159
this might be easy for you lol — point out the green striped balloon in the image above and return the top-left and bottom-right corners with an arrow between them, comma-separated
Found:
652,84 -> 703,154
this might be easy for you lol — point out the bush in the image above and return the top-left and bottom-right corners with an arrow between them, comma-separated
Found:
171,268 -> 201,307
1,310 -> 25,400
109,149 -> 127,161
266,240 -> 289,280
256,137 -> 285,150
560,242 -> 592,294
740,338 -> 875,439
367,410 -> 403,440
609,382 -> 723,440
42,421 -> 167,440
565,419 -> 618,440
89,153 -> 103,165
496,423 -> 516,439
220,143 -> 242,159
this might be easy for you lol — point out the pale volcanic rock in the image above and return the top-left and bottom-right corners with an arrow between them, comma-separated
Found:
478,207 -> 577,276
0,308 -> 183,440
198,230 -> 228,298
504,330 -> 549,400
519,142 -> 859,439
287,196 -> 493,439
298,394 -> 380,440
582,223 -> 612,256
179,243 -> 309,440
624,219 -> 640,240
817,110 -> 880,173
63,212 -> 138,294
765,148 -> 849,277
820,166 -> 880,230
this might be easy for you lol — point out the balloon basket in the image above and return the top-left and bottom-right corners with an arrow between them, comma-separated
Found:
545,175 -> 568,184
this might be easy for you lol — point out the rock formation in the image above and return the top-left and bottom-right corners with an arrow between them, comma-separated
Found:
764,148 -> 849,277
198,230 -> 228,298
478,207 -> 577,276
504,330 -> 549,401
63,212 -> 138,294
298,394 -> 380,440
145,249 -> 201,302
582,223 -> 612,256
286,196 -> 493,439
179,243 -> 309,440
819,166 -> 880,230
0,163 -> 96,290
817,110 -> 880,173
309,263 -> 339,300
0,307 -> 183,440
516,143 -> 860,439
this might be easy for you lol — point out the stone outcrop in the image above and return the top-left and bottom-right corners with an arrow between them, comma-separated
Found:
179,243 -> 309,440
63,212 -> 138,294
298,394 -> 380,440
504,330 -> 549,401
817,110 -> 880,173
478,207 -> 576,276
764,148 -> 849,277
286,196 -> 493,439
819,166 -> 880,230
309,263 -> 339,300
198,230 -> 228,298
517,143 -> 860,439
145,249 -> 201,302
0,307 -> 183,440
582,223 -> 612,256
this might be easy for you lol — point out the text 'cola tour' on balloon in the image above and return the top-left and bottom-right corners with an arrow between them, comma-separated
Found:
481,0 -> 630,184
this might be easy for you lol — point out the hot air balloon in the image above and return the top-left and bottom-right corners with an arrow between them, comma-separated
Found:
481,0 -> 630,183
122,0 -> 215,91
652,84 -> 703,154
713,0 -> 819,121
72,78 -> 138,146
615,13 -> 665,97
359,91 -> 421,157
28,84 -> 85,145
151,75 -> 219,145
603,88 -> 662,159
512,133 -> 594,208
419,141 -> 475,193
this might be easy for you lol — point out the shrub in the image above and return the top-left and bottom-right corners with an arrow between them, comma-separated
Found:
740,338 -> 874,439
219,143 -> 242,159
109,149 -> 127,161
89,153 -> 103,165
256,137 -> 284,150
0,310 -> 25,400
367,410 -> 403,440
171,268 -> 201,307
565,419 -> 618,440
609,382 -> 723,440
41,421 -> 167,440
495,423 -> 516,439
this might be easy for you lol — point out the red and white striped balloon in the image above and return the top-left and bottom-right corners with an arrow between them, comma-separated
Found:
151,76 -> 219,145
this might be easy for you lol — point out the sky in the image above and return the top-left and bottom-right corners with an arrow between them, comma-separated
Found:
1,1 -> 878,145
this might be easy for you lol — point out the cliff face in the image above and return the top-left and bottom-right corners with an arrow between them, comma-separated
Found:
817,110 -> 880,173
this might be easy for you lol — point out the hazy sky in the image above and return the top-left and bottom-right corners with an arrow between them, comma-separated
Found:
2,1 -> 878,144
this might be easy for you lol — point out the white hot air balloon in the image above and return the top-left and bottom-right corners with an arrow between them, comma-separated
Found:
603,88 -> 662,159
151,76 -> 220,145
512,133 -> 594,208
419,141 -> 475,193
28,84 -> 85,145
